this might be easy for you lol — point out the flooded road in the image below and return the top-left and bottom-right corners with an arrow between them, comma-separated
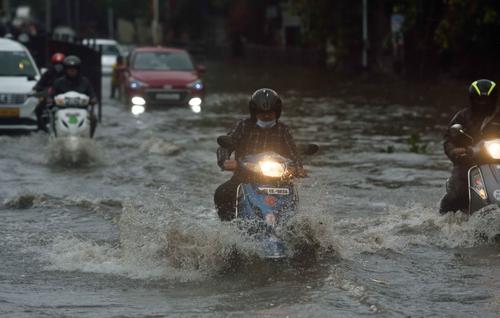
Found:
2,62 -> 500,317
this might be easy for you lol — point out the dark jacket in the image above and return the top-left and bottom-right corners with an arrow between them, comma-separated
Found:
51,74 -> 96,101
217,118 -> 303,169
444,107 -> 496,166
33,67 -> 64,92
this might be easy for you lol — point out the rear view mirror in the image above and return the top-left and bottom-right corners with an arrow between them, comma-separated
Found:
449,124 -> 464,138
217,135 -> 234,148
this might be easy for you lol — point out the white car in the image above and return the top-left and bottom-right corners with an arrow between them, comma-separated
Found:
84,38 -> 124,75
0,38 -> 40,131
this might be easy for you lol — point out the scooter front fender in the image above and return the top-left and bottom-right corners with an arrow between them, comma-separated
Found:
468,164 -> 500,213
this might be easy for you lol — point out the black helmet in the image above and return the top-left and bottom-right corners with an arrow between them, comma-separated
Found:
249,88 -> 282,119
63,55 -> 81,69
469,79 -> 498,114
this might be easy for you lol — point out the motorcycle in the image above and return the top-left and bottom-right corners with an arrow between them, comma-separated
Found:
217,136 -> 318,259
450,123 -> 500,213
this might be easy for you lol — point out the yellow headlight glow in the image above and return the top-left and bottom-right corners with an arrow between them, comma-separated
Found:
485,140 -> 500,159
259,160 -> 285,177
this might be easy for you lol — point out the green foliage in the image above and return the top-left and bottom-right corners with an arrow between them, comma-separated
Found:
290,0 -> 361,62
382,145 -> 395,154
407,133 -> 428,154
434,0 -> 500,54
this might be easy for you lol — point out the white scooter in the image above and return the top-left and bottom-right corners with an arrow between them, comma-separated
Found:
50,91 -> 92,140
47,91 -> 95,163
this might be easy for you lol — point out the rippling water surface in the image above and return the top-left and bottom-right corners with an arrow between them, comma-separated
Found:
2,63 -> 500,317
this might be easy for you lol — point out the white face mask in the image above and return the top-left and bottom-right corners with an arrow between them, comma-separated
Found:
256,119 -> 276,128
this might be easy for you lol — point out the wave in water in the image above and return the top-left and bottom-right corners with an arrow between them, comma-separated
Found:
36,191 -> 500,280
334,203 -> 500,257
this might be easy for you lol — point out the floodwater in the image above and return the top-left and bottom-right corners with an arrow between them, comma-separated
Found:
2,62 -> 500,317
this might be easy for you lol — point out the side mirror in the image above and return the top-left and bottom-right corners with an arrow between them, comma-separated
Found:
449,124 -> 464,138
217,135 -> 234,148
196,65 -> 206,75
299,144 -> 319,155
40,67 -> 48,74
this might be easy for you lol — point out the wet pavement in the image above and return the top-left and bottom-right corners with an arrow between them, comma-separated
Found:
1,62 -> 500,317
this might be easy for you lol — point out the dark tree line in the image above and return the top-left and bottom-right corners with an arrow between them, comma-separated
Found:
5,0 -> 500,77
291,0 -> 500,78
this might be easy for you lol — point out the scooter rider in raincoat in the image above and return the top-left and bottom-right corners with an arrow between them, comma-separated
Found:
32,52 -> 65,130
214,88 -> 305,221
50,55 -> 98,137
439,79 -> 498,214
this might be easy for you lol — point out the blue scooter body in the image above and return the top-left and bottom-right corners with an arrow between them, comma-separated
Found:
235,152 -> 298,259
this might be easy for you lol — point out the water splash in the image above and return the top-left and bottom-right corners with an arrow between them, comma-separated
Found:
141,137 -> 183,155
332,203 -> 500,257
37,189 -> 344,280
35,178 -> 500,280
3,192 -> 50,209
46,137 -> 103,167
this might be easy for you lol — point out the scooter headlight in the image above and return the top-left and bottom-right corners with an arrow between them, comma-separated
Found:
259,160 -> 285,177
485,140 -> 500,159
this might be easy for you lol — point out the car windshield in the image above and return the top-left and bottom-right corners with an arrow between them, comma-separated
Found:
132,51 -> 194,71
0,51 -> 37,76
100,44 -> 120,55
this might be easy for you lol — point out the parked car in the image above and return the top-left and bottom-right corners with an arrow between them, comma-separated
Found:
0,38 -> 41,131
120,47 -> 205,113
83,38 -> 124,75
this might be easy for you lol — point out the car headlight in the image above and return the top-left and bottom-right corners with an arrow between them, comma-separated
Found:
259,160 -> 285,178
485,140 -> 500,159
188,80 -> 203,90
131,105 -> 145,116
129,78 -> 148,89
131,96 -> 146,106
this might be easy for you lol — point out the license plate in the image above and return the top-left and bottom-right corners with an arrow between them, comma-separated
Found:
0,108 -> 19,117
156,93 -> 180,100
258,187 -> 290,195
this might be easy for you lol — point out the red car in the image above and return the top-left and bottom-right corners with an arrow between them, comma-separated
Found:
121,47 -> 205,114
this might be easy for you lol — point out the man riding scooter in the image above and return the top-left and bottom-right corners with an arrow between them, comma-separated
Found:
214,88 -> 306,221
440,79 -> 498,214
50,55 -> 98,137
32,52 -> 65,131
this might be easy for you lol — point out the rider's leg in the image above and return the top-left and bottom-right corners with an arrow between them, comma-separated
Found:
214,176 -> 241,221
439,166 -> 469,214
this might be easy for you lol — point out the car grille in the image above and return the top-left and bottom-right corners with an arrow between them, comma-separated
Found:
0,117 -> 36,125
144,89 -> 189,106
0,93 -> 28,105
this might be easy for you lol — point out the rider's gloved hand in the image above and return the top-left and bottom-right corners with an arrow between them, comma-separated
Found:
295,167 -> 307,178
223,160 -> 237,171
451,147 -> 468,157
